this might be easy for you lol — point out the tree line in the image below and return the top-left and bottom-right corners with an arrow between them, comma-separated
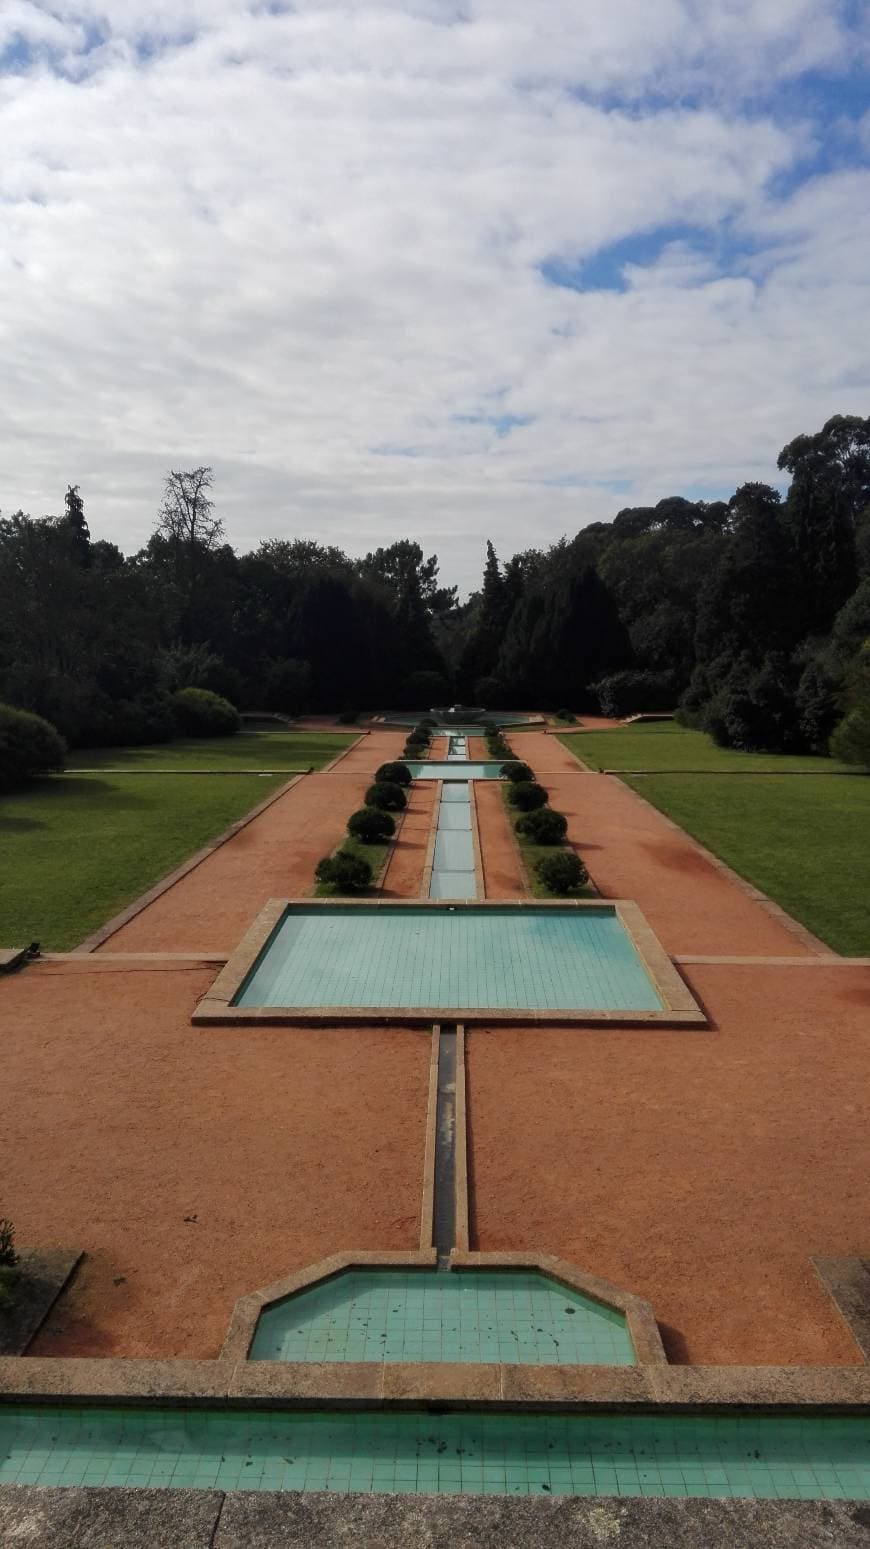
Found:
1,414 -> 868,758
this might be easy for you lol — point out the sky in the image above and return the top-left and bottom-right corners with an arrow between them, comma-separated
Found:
1,1 -> 869,594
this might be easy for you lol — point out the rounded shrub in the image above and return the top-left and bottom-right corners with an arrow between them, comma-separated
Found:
535,850 -> 588,894
171,686 -> 240,737
507,780 -> 547,812
347,807 -> 396,843
364,780 -> 408,812
502,760 -> 534,783
315,851 -> 373,892
337,706 -> 358,725
375,761 -> 412,786
555,707 -> 577,723
420,715 -> 437,728
410,726 -> 431,745
0,703 -> 66,790
516,807 -> 568,844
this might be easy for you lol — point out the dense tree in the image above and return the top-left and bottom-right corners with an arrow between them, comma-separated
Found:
2,415 -> 868,754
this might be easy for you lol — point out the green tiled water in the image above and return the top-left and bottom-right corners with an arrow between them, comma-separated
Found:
2,1407 -> 868,1497
234,905 -> 663,1011
406,762 -> 504,780
249,1270 -> 634,1365
429,784 -> 477,901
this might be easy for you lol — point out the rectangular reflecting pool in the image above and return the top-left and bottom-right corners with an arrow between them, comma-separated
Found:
2,1407 -> 868,1496
232,904 -> 664,1014
405,762 -> 505,780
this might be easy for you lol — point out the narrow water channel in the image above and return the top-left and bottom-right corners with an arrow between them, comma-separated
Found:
428,781 -> 477,898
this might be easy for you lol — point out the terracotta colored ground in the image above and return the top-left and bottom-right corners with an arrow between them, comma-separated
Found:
1,959 -> 429,1359
511,729 -> 591,773
5,718 -> 868,1366
98,732 -> 405,953
466,960 -> 870,1365
382,781 -> 437,898
542,771 -> 813,956
474,783 -> 526,899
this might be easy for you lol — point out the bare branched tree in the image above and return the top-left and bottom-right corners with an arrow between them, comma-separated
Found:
157,467 -> 223,552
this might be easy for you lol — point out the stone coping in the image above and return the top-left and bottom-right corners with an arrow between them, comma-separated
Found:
3,1487 -> 870,1549
0,947 -> 28,973
2,1355 -> 869,1412
192,897 -> 707,1028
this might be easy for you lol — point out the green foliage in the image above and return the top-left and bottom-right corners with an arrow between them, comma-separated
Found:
501,760 -> 534,783
555,707 -> 576,722
314,851 -> 372,892
347,806 -> 396,842
830,706 -> 870,768
593,669 -> 677,718
0,703 -> 66,789
507,779 -> 547,811
516,806 -> 568,843
171,687 -> 240,737
403,740 -> 425,758
337,706 -> 358,724
375,761 -> 412,786
364,780 -> 407,811
535,850 -> 588,894
0,1218 -> 18,1268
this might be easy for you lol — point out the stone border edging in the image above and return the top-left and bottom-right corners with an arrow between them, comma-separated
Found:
4,1486 -> 870,1547
3,1355 -> 869,1410
192,897 -> 708,1028
618,777 -> 837,957
74,776 -> 306,953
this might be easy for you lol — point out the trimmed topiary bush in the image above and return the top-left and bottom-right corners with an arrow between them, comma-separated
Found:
410,726 -> 431,746
420,716 -> 437,728
0,703 -> 66,790
315,851 -> 373,892
507,780 -> 547,812
171,686 -> 240,737
555,707 -> 577,722
364,780 -> 407,812
516,807 -> 568,844
502,760 -> 534,783
535,850 -> 588,894
337,706 -> 358,724
375,761 -> 412,786
347,807 -> 396,842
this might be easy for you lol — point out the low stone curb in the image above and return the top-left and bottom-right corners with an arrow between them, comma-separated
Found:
1,1486 -> 869,1548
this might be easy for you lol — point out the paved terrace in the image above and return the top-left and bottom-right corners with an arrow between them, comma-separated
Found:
0,723 -> 868,1371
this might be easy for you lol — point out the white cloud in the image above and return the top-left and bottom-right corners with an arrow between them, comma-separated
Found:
0,1 -> 869,593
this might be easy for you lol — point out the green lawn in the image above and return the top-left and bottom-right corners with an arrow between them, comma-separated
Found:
624,773 -> 870,955
0,772 -> 286,950
66,731 -> 354,772
559,722 -> 851,773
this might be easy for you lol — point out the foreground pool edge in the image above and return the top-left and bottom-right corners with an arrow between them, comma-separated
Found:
192,897 -> 706,1027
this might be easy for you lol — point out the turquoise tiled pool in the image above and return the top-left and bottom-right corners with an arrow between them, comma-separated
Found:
429,783 -> 476,900
2,1407 -> 868,1496
233,905 -> 663,1012
406,762 -> 504,780
249,1269 -> 634,1365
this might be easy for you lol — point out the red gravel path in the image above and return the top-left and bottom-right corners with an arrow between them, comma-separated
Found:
98,733 -> 404,954
467,960 -> 870,1365
1,959 -> 429,1359
382,781 -> 437,898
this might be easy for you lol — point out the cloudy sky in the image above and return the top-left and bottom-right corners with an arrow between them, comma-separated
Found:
1,1 -> 869,592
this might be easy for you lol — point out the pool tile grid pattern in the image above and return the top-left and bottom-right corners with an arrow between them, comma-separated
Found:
2,1408 -> 869,1497
429,785 -> 477,902
234,906 -> 663,1012
248,1270 -> 635,1366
